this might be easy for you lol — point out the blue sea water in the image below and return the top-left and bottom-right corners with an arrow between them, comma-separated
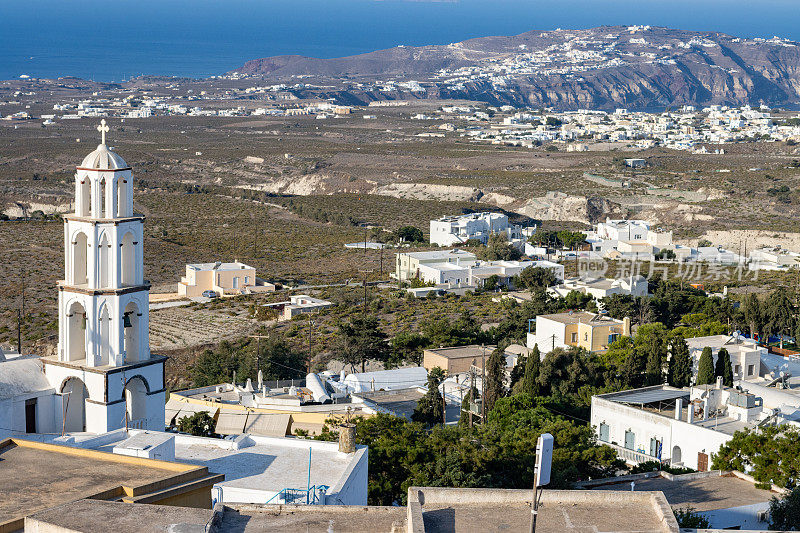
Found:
2,0 -> 800,82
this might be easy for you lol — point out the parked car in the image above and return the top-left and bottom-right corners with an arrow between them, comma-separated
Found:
202,290 -> 219,298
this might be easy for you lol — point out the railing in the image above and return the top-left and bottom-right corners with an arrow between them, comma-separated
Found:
602,441 -> 668,465
127,418 -> 146,430
264,484 -> 330,505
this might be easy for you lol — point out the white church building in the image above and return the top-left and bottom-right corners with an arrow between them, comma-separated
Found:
1,120 -> 165,437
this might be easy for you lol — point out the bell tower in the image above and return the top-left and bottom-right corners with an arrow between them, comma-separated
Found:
43,120 -> 165,434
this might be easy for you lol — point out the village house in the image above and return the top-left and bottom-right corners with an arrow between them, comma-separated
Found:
529,311 -> 631,354
178,261 -> 275,297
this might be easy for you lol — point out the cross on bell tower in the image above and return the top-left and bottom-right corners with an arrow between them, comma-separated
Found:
97,119 -> 110,145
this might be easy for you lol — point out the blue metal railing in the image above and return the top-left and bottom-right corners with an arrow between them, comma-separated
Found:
265,484 -> 330,505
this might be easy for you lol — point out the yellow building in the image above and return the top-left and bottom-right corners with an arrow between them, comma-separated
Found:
530,311 -> 631,354
178,261 -> 271,297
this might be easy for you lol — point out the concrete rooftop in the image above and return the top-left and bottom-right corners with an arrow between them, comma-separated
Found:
592,472 -> 776,513
0,439 -> 201,528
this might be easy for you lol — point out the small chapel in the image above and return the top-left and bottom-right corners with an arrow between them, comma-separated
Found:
0,121 -> 165,436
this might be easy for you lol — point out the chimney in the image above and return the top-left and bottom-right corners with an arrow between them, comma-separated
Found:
716,376 -> 723,389
702,399 -> 709,421
623,316 -> 631,337
675,398 -> 683,420
687,404 -> 694,424
339,423 -> 356,454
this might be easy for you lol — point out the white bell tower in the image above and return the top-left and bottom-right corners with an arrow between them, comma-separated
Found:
43,120 -> 165,434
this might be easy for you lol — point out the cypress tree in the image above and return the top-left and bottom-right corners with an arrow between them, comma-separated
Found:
668,335 -> 692,388
717,347 -> 734,387
696,346 -> 715,385
412,367 -> 445,427
484,347 -> 507,414
522,345 -> 541,396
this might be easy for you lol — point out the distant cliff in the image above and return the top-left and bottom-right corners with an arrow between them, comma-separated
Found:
229,26 -> 800,110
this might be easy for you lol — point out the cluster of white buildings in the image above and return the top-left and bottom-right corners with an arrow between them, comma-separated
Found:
393,248 -> 563,292
429,211 -> 528,247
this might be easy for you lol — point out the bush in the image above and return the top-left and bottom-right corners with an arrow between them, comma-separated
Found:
674,507 -> 710,528
177,411 -> 216,437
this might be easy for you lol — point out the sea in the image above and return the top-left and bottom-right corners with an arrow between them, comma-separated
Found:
2,0 -> 800,82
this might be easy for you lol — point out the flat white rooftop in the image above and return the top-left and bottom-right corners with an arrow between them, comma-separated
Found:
91,431 -> 366,498
187,261 -> 253,271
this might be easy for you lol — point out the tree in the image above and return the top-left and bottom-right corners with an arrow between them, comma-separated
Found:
178,412 -> 216,437
412,367 -> 445,427
696,347 -> 715,385
483,347 -> 507,414
765,287 -> 795,348
713,425 -> 800,490
517,266 -> 558,290
337,316 -> 390,372
674,507 -> 710,529
256,336 -> 306,380
390,332 -> 429,367
396,225 -> 424,243
742,293 -> 763,339
476,233 -> 522,261
556,230 -> 586,250
715,347 -> 734,387
668,335 -> 692,388
769,487 -> 800,531
520,345 -> 541,396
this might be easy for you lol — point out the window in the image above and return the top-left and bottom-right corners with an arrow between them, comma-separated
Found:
734,364 -> 741,375
584,332 -> 589,342
244,276 -> 250,284
571,332 -> 578,343
598,422 -> 609,443
748,364 -> 754,376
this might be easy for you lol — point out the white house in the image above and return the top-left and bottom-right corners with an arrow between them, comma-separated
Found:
394,249 -> 477,282
591,383 -> 800,471
429,212 -> 523,246
685,335 -> 766,382
548,275 -> 648,300
416,259 -> 563,288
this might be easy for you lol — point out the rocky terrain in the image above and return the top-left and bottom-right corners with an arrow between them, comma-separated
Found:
231,26 -> 800,110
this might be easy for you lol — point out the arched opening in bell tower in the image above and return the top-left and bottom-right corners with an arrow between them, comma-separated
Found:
98,233 -> 110,288
98,304 -> 111,366
120,232 -> 135,285
72,232 -> 89,286
77,178 -> 90,217
116,177 -> 131,217
66,301 -> 87,362
124,376 -> 149,428
61,377 -> 88,432
123,301 -> 141,363
99,178 -> 107,218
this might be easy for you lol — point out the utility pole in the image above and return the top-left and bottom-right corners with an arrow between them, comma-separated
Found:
481,345 -> 486,423
469,359 -> 475,428
248,334 -> 271,375
17,310 -> 22,355
359,269 -> 373,315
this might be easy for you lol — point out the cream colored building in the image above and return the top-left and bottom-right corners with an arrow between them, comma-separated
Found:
529,311 -> 631,354
394,250 -> 477,282
178,261 -> 263,297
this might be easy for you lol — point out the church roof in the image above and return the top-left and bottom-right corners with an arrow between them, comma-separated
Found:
79,144 -> 128,170
0,356 -> 52,400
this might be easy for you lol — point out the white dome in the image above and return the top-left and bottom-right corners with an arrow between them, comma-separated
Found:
80,144 -> 127,170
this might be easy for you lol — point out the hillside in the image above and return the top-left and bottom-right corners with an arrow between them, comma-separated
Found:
230,25 -> 800,110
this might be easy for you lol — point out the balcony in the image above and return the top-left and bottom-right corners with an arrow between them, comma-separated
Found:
601,441 -> 669,466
